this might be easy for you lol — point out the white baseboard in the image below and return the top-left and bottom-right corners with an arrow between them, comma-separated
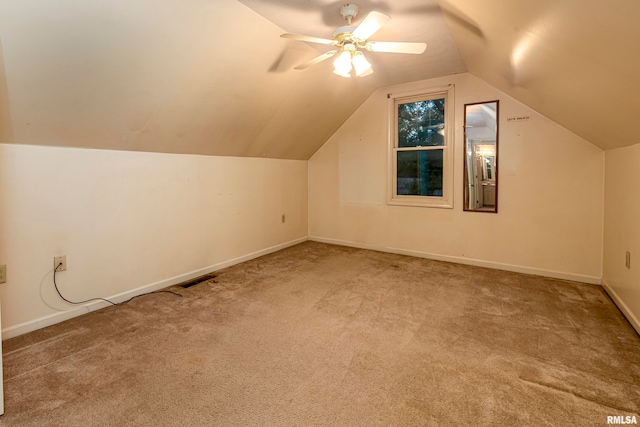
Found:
2,237 -> 308,340
7,235 -> 615,339
601,278 -> 640,335
308,236 -> 602,285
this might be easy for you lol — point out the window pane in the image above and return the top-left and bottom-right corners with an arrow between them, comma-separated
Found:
397,150 -> 443,196
397,98 -> 445,147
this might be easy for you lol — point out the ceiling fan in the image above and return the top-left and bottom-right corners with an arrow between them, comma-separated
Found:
281,3 -> 427,78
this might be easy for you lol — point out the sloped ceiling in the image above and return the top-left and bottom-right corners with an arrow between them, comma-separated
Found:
438,0 -> 640,150
0,0 -> 464,160
0,0 -> 637,160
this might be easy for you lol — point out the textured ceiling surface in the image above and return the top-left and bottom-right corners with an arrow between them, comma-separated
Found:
439,0 -> 640,151
0,0 -> 465,160
0,0 -> 638,159
237,0 -> 466,83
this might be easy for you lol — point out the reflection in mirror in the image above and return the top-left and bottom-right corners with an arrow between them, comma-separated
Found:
464,100 -> 499,212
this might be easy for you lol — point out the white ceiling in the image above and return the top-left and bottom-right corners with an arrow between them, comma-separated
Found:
440,0 -> 640,151
238,0 -> 466,84
0,0 -> 638,159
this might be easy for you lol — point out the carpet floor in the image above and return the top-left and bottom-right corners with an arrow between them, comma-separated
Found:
2,241 -> 639,426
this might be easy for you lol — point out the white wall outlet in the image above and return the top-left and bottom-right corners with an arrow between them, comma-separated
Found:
626,251 -> 631,269
54,255 -> 67,272
0,265 -> 6,284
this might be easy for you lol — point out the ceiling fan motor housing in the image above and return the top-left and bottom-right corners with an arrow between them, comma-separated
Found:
332,25 -> 357,39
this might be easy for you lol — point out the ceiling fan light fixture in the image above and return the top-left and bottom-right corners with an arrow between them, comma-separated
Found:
333,68 -> 351,78
333,50 -> 353,78
352,51 -> 372,76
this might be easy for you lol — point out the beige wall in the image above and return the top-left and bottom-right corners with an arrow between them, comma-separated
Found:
0,144 -> 307,337
0,71 -> 620,337
603,143 -> 640,332
309,73 -> 604,282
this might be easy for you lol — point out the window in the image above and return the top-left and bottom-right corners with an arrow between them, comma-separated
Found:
388,85 -> 454,208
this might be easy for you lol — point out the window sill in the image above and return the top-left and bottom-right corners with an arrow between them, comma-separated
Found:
387,196 -> 453,209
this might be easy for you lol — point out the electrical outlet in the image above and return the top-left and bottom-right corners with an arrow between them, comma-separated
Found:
626,251 -> 631,269
54,255 -> 67,272
0,265 -> 6,284
281,214 -> 286,223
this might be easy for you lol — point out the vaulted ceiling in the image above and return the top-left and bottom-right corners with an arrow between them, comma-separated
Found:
0,0 -> 638,160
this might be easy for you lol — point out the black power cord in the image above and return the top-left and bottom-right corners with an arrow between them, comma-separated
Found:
53,262 -> 182,306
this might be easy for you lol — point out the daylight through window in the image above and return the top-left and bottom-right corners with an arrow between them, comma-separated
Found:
388,86 -> 454,208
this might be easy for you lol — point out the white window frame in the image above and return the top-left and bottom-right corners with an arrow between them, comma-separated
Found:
387,84 -> 455,209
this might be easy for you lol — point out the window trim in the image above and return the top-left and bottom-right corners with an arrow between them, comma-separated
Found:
387,84 -> 455,208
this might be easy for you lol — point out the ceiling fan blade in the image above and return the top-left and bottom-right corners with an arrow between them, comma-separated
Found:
352,11 -> 390,40
366,41 -> 427,54
281,33 -> 336,46
294,50 -> 338,70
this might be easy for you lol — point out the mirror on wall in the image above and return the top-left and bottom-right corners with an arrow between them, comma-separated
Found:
464,100 -> 499,213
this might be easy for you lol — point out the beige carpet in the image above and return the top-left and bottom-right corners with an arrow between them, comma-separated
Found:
2,242 -> 639,426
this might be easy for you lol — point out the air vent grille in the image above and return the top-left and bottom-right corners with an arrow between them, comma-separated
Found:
177,273 -> 217,289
